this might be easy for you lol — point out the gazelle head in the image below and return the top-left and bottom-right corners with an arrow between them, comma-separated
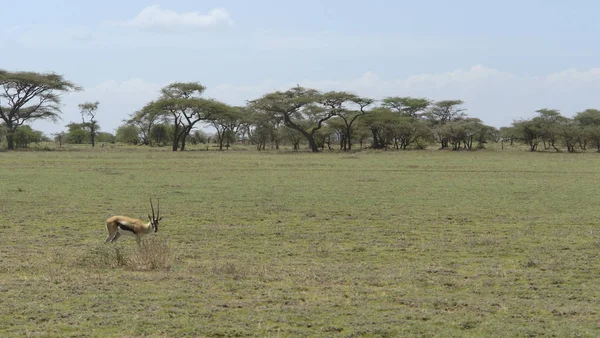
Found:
148,198 -> 162,233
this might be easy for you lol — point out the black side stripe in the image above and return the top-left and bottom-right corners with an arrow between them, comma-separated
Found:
117,222 -> 136,234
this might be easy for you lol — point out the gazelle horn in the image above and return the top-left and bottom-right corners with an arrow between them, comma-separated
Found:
149,198 -> 155,221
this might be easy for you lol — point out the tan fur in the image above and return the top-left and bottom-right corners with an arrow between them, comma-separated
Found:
105,215 -> 154,244
105,199 -> 161,245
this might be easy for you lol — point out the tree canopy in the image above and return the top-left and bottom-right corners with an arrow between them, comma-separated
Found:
0,70 -> 82,149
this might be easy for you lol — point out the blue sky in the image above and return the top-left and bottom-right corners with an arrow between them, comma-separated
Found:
2,0 -> 600,134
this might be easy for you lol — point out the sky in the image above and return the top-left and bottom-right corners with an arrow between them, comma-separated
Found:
1,0 -> 600,135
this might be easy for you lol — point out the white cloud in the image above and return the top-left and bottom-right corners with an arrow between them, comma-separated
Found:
30,65 -> 600,135
401,65 -> 517,90
542,68 -> 600,84
119,5 -> 234,31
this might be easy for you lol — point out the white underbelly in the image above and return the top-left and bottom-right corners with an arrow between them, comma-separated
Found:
117,228 -> 138,237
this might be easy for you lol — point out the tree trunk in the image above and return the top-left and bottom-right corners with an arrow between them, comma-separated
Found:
371,130 -> 385,149
218,132 -> 224,150
344,125 -> 353,151
440,138 -> 448,149
347,131 -> 352,151
6,132 -> 15,150
529,142 -> 537,151
306,137 -> 319,152
180,135 -> 187,151
180,125 -> 195,151
91,124 -> 96,147
172,132 -> 180,151
543,140 -> 550,150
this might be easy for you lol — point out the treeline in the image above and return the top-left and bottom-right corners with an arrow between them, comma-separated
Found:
2,69 -> 600,153
91,83 -> 600,154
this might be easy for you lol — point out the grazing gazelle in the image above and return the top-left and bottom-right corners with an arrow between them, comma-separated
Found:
105,198 -> 162,245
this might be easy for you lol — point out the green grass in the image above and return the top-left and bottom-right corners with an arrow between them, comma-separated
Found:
1,147 -> 600,337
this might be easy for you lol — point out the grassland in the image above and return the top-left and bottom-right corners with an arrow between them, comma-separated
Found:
1,145 -> 599,337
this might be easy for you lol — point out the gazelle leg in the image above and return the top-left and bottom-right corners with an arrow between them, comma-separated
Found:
111,232 -> 121,243
105,223 -> 117,243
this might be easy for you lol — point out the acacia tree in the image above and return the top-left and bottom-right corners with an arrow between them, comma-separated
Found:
574,109 -> 600,151
156,83 -> 204,151
79,101 -> 100,147
534,108 -> 566,152
250,86 -> 334,152
155,82 -> 228,151
209,106 -> 244,150
246,109 -> 282,150
574,109 -> 600,126
359,108 -> 398,149
393,116 -> 433,150
53,131 -> 65,147
251,117 -> 278,151
115,124 -> 140,144
425,100 -> 466,125
237,106 -> 261,146
438,118 -> 494,150
127,102 -> 162,145
425,100 -> 466,149
66,122 -> 88,144
475,124 -> 499,149
96,132 -> 115,144
320,91 -> 373,151
512,118 -> 543,152
558,118 -> 581,153
499,126 -> 519,147
13,125 -> 43,148
382,96 -> 430,118
0,70 -> 82,150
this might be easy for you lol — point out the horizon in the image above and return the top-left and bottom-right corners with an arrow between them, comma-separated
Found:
2,0 -> 600,135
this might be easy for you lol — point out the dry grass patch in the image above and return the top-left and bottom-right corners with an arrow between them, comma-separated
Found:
78,236 -> 173,271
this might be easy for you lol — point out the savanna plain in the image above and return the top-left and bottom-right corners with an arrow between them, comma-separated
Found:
1,146 -> 599,337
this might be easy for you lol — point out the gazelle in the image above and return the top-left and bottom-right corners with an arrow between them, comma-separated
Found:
105,198 -> 162,245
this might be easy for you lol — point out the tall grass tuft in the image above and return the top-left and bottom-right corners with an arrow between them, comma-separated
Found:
128,236 -> 172,271
79,236 -> 172,271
